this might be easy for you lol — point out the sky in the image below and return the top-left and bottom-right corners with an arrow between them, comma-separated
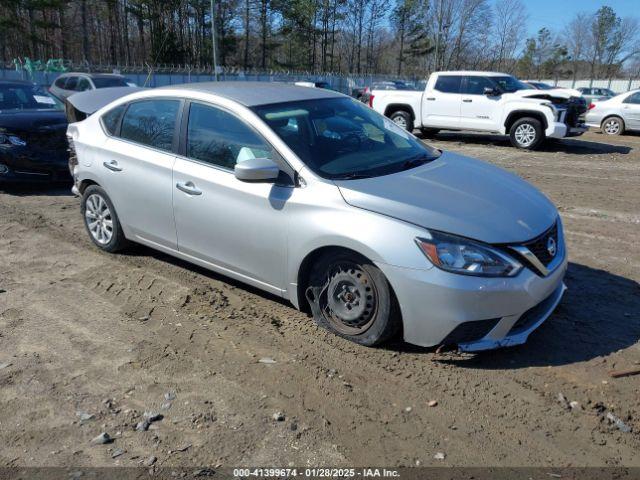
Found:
520,0 -> 639,36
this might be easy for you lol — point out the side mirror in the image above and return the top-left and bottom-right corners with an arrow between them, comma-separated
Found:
483,87 -> 499,96
234,157 -> 280,182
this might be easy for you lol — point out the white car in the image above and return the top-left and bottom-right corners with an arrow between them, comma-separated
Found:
370,71 -> 588,149
585,89 -> 640,135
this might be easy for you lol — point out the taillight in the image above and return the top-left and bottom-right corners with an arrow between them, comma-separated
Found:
588,103 -> 596,110
368,94 -> 375,108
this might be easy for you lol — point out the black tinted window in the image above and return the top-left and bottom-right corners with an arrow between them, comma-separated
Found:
93,77 -> 129,88
120,99 -> 180,151
463,76 -> 495,95
624,92 -> 640,104
187,102 -> 273,170
65,77 -> 78,90
77,78 -> 92,91
101,104 -> 126,135
434,76 -> 461,94
55,77 -> 67,88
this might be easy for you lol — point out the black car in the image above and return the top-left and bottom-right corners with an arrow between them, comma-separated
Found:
0,80 -> 70,184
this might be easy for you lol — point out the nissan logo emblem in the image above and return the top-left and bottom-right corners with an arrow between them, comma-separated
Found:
547,237 -> 557,257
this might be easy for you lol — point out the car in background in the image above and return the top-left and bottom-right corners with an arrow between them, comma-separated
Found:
294,81 -> 333,90
577,87 -> 615,104
0,80 -> 69,184
585,89 -> 640,135
50,73 -> 136,101
524,81 -> 554,90
68,82 -> 566,351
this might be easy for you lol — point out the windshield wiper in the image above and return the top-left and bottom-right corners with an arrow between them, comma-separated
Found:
401,154 -> 432,170
332,172 -> 374,180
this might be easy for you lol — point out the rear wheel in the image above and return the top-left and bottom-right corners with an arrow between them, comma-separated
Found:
509,117 -> 544,150
305,251 -> 400,346
81,185 -> 128,252
389,110 -> 414,132
601,116 -> 624,135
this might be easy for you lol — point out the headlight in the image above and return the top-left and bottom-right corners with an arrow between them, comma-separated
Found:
415,231 -> 522,277
0,133 -> 27,147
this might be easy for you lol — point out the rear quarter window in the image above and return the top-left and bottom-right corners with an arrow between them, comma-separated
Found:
101,104 -> 127,136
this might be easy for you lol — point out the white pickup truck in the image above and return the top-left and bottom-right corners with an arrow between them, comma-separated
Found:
369,71 -> 588,149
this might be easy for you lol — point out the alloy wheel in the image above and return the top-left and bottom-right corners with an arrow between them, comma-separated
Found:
85,193 -> 113,245
514,123 -> 537,147
603,119 -> 620,135
392,115 -> 408,130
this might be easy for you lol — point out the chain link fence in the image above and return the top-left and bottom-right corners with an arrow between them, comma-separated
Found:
1,61 -> 422,96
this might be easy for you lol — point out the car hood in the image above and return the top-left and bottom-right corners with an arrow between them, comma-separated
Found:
507,88 -> 581,100
0,110 -> 67,132
335,151 -> 557,244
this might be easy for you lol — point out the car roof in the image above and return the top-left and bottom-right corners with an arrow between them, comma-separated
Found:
156,81 -> 344,107
58,72 -> 126,79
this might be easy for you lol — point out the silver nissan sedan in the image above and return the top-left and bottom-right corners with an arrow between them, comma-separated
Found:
67,82 -> 567,351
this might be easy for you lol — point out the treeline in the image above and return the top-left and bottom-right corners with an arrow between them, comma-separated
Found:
1,0 -> 639,79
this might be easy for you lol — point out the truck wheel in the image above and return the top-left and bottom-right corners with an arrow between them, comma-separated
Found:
420,128 -> 440,138
509,117 -> 544,150
601,116 -> 624,135
389,111 -> 414,132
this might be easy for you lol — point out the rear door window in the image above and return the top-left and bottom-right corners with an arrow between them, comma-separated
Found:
64,76 -> 79,91
119,99 -> 180,152
77,77 -> 92,91
434,76 -> 462,94
623,92 -> 640,104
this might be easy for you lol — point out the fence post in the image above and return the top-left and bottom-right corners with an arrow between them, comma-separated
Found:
628,77 -> 633,91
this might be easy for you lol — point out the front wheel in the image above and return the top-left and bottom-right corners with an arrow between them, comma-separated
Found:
81,185 -> 129,252
305,251 -> 400,346
509,117 -> 544,150
389,110 -> 414,132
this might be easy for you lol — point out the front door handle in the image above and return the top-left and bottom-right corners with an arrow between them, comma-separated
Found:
463,98 -> 473,103
176,181 -> 202,196
103,160 -> 122,172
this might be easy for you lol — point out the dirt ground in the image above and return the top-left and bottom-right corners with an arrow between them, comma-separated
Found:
0,130 -> 639,469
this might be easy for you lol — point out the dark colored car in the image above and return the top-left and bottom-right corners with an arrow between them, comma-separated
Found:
0,80 -> 70,184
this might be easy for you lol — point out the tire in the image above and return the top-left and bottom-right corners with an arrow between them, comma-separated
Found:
304,251 -> 400,346
389,110 -> 414,132
509,117 -> 544,150
420,128 -> 440,138
81,185 -> 128,252
601,116 -> 624,136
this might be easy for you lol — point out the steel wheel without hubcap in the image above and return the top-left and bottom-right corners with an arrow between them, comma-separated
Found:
321,264 -> 378,336
514,123 -> 537,147
85,193 -> 113,245
603,118 -> 621,135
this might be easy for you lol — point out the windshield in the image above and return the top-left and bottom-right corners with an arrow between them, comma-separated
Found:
492,76 -> 531,93
92,77 -> 129,88
253,97 -> 441,179
0,84 -> 63,112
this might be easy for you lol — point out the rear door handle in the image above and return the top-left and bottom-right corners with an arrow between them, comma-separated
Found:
463,98 -> 473,103
103,160 -> 122,172
426,97 -> 436,101
176,181 -> 202,196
